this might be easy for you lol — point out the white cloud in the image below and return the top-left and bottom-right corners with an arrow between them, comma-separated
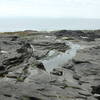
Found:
0,0 -> 100,18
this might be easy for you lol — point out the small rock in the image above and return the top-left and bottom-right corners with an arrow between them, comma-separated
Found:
50,69 -> 63,76
36,61 -> 46,71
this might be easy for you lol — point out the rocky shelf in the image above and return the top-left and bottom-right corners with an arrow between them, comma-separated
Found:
0,30 -> 100,100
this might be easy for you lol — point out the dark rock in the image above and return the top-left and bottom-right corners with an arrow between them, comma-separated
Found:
50,69 -> 63,76
3,55 -> 24,68
72,59 -> 90,64
36,62 -> 46,71
53,30 -> 97,41
11,36 -> 18,41
91,85 -> 100,94
62,62 -> 74,71
0,66 -> 5,71
73,74 -> 81,80
19,96 -> 42,100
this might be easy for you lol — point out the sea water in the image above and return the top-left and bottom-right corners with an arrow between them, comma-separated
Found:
0,17 -> 100,32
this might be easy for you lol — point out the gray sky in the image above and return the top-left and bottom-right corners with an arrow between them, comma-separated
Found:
0,0 -> 100,18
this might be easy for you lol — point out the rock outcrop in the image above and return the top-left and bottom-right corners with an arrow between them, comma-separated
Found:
0,30 -> 100,100
53,30 -> 100,41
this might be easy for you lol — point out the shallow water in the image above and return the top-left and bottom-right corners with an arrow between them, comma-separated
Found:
41,41 -> 81,72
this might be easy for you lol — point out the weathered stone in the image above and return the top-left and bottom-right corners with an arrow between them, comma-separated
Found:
0,30 -> 100,100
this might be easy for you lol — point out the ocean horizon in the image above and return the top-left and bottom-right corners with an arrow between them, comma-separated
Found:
0,17 -> 100,32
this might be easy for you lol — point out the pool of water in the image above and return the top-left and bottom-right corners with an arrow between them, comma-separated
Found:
41,41 -> 81,72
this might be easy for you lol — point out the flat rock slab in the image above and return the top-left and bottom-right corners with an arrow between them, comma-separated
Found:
0,32 -> 100,100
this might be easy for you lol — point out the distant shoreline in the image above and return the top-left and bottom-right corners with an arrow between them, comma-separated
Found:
0,29 -> 100,33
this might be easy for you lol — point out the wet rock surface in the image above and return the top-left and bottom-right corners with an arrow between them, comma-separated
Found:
0,30 -> 100,100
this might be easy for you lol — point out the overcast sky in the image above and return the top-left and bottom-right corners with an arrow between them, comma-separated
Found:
0,0 -> 100,18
